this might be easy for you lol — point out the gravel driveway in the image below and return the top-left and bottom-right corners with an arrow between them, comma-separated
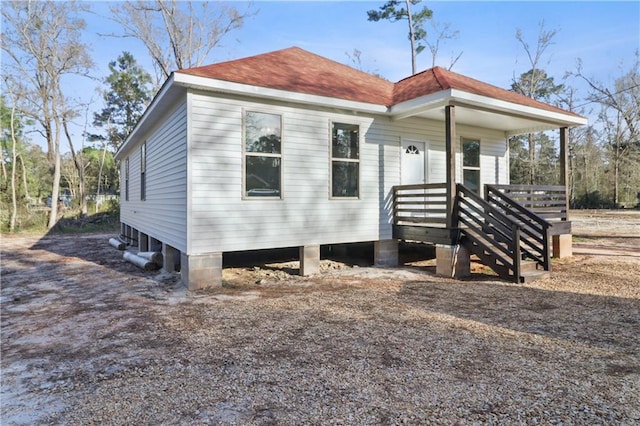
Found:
1,212 -> 639,424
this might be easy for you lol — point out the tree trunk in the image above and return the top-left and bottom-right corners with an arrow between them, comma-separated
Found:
528,133 -> 535,185
405,0 -> 417,75
63,115 -> 87,215
95,141 -> 108,212
18,154 -> 30,200
9,103 -> 18,232
48,151 -> 61,229
614,145 -> 620,207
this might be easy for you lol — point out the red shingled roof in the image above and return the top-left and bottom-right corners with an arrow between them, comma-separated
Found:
177,47 -> 579,117
178,47 -> 394,105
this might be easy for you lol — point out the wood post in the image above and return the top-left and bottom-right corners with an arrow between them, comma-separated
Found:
559,127 -> 570,220
445,105 -> 457,229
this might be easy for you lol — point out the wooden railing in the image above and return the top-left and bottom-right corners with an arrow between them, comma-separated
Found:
392,183 -> 448,228
485,185 -> 551,271
489,184 -> 569,222
456,184 -> 524,282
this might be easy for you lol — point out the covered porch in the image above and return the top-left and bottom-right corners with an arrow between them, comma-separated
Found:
388,92 -> 585,282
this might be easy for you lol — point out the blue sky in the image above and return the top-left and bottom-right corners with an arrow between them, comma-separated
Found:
14,1 -> 640,148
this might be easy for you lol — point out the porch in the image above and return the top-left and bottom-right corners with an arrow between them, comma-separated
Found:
392,182 -> 572,283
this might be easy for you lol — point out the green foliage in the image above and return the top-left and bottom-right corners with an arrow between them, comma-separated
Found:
511,69 -> 564,102
367,0 -> 433,73
91,51 -> 153,151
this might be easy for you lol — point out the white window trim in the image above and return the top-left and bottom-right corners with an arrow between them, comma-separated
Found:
242,109 -> 284,200
329,120 -> 361,200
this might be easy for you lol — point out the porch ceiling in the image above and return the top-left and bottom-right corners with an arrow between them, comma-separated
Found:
410,105 -> 559,136
390,90 -> 588,136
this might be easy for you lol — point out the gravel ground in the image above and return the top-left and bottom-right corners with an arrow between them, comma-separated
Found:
1,211 -> 639,425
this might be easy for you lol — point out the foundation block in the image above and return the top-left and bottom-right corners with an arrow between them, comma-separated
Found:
162,243 -> 178,273
181,252 -> 222,291
138,231 -> 149,252
299,245 -> 320,276
436,244 -> 470,279
552,234 -> 572,258
374,239 -> 399,267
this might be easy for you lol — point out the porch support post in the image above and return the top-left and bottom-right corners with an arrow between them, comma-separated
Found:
445,105 -> 457,231
559,127 -> 570,218
556,127 -> 573,258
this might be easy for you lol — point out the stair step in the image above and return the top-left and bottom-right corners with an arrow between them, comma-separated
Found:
520,260 -> 539,273
519,269 -> 551,283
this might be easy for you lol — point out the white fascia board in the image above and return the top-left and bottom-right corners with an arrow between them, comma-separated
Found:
449,89 -> 588,128
389,89 -> 452,120
115,74 -> 178,161
173,72 -> 388,115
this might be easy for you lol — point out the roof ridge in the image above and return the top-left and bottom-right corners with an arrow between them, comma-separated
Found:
431,66 -> 451,90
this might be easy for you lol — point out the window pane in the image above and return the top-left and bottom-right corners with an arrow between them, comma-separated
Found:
463,139 -> 480,167
332,123 -> 359,159
246,156 -> 281,197
141,143 -> 146,172
332,161 -> 359,197
463,169 -> 480,193
246,112 -> 281,154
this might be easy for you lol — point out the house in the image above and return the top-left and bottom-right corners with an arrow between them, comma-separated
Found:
114,47 -> 586,289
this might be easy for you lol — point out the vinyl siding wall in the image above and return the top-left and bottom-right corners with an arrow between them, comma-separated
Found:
187,91 -> 508,254
120,99 -> 188,252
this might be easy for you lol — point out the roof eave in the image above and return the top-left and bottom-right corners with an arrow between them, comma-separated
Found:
449,89 -> 588,129
115,74 -> 182,161
389,89 -> 453,120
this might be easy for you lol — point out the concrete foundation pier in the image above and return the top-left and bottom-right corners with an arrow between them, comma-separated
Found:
181,252 -> 222,291
435,244 -> 470,279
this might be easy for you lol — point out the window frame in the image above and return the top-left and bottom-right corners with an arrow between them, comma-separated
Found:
140,142 -> 146,201
329,121 -> 361,199
242,109 -> 283,200
461,137 -> 481,194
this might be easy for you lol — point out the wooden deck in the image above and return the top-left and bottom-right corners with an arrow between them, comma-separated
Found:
392,183 -> 571,283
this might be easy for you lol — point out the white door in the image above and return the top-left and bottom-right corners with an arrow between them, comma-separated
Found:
401,140 -> 426,184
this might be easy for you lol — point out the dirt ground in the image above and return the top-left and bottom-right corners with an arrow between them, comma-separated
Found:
1,210 -> 639,424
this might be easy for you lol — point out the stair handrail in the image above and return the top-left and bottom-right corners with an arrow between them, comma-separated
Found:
485,184 -> 552,271
456,184 -> 523,282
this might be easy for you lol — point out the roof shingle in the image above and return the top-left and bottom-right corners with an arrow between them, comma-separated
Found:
178,47 -> 579,117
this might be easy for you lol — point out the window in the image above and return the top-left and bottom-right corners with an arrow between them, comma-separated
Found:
244,111 -> 282,197
140,142 -> 146,201
125,157 -> 129,201
462,138 -> 480,193
331,122 -> 359,198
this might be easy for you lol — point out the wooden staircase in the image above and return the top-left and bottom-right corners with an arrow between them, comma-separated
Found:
456,184 -> 552,283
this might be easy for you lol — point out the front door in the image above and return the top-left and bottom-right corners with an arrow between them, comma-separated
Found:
401,140 -> 426,184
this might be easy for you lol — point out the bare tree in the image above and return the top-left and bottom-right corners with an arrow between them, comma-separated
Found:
425,20 -> 463,70
108,0 -> 255,84
3,84 -> 20,232
570,53 -> 640,206
510,22 -> 563,185
2,0 -> 93,228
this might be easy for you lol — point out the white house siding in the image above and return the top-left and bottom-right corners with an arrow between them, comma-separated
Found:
187,90 -> 508,255
120,100 -> 188,252
188,91 -> 393,254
